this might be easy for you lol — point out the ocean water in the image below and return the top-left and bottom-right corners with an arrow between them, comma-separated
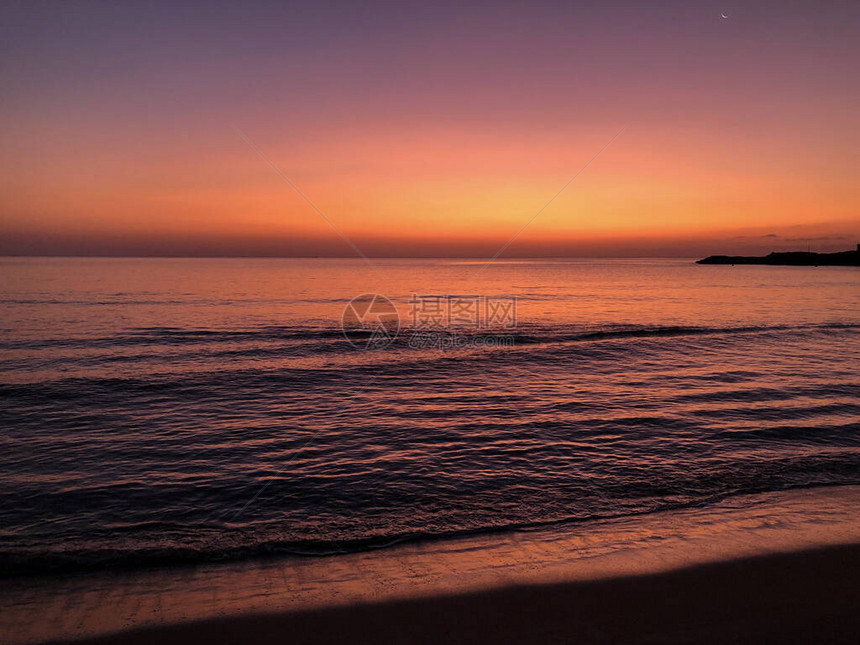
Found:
0,257 -> 858,577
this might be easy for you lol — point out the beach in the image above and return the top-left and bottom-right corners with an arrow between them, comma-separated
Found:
1,258 -> 858,645
4,0 -> 860,641
3,485 -> 859,644
69,544 -> 860,645
1,258 -> 858,644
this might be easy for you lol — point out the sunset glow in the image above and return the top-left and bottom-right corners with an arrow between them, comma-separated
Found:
2,1 -> 857,257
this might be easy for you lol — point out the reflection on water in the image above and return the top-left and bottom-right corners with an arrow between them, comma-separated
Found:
0,258 -> 858,576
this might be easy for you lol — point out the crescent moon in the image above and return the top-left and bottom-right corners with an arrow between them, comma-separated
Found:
721,13 -> 728,19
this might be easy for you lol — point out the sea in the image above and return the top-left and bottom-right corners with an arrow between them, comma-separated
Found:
1,257 -> 858,578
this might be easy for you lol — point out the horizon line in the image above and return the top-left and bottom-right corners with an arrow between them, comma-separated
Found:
0,254 -> 710,260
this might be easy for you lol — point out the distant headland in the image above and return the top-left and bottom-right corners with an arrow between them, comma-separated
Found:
697,245 -> 860,266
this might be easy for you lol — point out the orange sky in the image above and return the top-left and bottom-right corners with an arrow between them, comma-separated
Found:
1,1 -> 857,256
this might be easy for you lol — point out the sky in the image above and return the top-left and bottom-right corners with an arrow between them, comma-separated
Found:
1,0 -> 857,257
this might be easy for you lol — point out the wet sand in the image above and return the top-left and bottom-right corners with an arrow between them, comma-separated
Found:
63,543 -> 860,644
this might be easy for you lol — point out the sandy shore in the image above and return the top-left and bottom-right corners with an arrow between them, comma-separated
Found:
4,486 -> 858,644
62,543 -> 859,645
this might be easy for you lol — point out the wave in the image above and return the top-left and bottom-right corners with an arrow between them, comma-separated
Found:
2,321 -> 856,352
1,480 -> 856,578
1,315 -> 857,580
510,321 -> 857,344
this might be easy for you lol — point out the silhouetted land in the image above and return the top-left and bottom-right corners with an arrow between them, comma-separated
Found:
697,249 -> 860,266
